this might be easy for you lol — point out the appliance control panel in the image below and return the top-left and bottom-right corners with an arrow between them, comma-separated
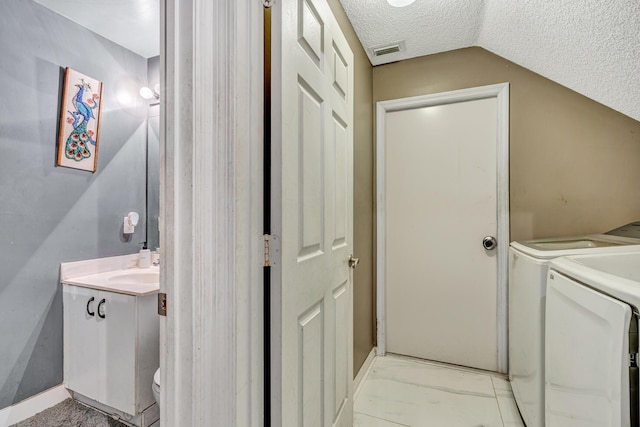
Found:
605,221 -> 640,239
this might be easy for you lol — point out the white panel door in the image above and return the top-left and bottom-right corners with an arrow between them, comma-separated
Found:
385,98 -> 499,371
274,0 -> 354,425
546,271 -> 631,427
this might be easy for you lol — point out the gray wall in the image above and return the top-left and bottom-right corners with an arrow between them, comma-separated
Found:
146,56 -> 160,251
0,0 -> 149,409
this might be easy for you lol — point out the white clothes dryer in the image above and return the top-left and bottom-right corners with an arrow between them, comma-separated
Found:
546,252 -> 640,426
509,224 -> 640,427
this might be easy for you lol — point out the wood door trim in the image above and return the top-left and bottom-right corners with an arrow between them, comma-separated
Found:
161,0 -> 265,424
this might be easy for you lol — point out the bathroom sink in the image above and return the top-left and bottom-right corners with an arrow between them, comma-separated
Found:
61,255 -> 160,296
108,271 -> 159,284
62,264 -> 160,296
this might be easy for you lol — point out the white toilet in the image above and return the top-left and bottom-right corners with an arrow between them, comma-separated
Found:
152,368 -> 160,408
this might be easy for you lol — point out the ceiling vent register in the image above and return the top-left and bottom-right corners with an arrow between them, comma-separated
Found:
371,41 -> 406,57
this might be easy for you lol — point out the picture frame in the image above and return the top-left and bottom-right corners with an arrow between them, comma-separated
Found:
56,67 -> 104,172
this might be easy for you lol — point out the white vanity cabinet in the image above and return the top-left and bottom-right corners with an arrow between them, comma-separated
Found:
63,283 -> 159,420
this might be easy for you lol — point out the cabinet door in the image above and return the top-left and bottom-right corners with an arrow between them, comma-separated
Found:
95,290 -> 137,415
135,293 -> 160,412
63,285 -> 99,399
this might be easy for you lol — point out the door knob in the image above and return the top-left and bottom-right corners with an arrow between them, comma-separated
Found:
482,236 -> 497,251
348,254 -> 359,269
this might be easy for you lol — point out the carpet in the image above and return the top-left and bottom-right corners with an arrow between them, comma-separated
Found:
11,399 -> 130,427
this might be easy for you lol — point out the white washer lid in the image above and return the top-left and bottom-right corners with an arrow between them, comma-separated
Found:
153,368 -> 160,387
510,234 -> 640,259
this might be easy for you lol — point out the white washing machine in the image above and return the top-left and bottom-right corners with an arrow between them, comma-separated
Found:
546,252 -> 640,426
509,223 -> 640,427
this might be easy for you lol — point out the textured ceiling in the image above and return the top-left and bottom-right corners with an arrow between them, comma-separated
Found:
34,0 -> 159,58
340,0 -> 640,122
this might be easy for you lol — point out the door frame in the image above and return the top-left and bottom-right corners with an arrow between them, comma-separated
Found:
375,83 -> 510,373
160,0 -> 264,425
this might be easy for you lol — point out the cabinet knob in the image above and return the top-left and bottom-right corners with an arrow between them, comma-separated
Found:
86,297 -> 95,317
97,299 -> 106,319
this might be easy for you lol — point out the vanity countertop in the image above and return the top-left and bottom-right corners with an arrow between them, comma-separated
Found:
61,254 -> 159,296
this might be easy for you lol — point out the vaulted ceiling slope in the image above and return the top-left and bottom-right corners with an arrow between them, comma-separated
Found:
340,0 -> 640,122
34,0 -> 159,58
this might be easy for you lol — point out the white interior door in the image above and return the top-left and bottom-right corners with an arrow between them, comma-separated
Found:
546,271 -> 632,427
382,94 -> 505,372
273,0 -> 354,425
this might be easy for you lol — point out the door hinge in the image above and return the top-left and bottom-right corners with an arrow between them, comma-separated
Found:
262,0 -> 274,8
263,234 -> 271,267
158,292 -> 167,316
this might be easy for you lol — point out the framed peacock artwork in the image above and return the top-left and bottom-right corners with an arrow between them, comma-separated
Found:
56,67 -> 104,172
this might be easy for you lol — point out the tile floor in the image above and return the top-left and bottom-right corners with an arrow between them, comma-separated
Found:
354,355 -> 525,427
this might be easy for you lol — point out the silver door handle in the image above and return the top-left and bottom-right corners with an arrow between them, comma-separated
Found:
348,254 -> 359,269
482,236 -> 497,251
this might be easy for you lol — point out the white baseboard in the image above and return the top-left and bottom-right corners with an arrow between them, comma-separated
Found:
354,347 -> 377,400
0,385 -> 70,426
